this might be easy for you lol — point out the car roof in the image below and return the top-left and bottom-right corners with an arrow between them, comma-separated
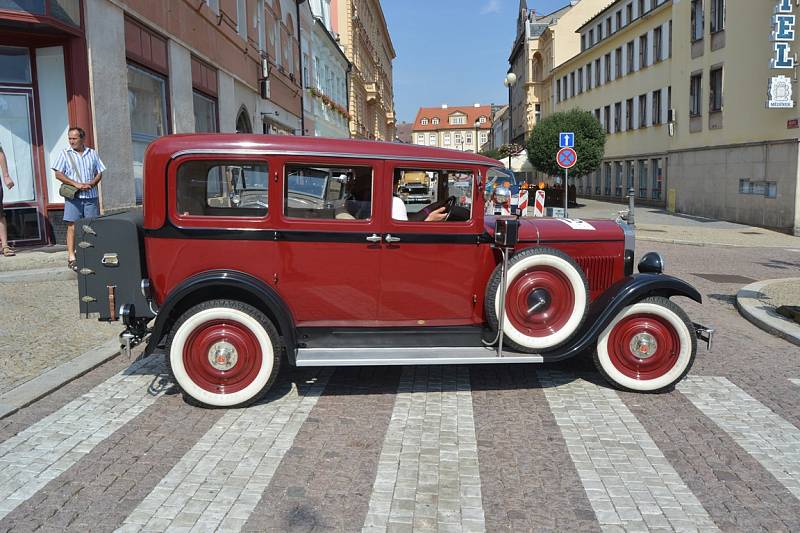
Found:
148,134 -> 505,168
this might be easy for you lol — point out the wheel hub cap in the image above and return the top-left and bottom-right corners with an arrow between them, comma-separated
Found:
208,340 -> 238,371
526,288 -> 551,314
629,332 -> 658,359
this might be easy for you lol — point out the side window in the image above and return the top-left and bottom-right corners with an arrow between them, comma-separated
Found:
392,168 -> 473,222
284,164 -> 372,220
176,160 -> 268,217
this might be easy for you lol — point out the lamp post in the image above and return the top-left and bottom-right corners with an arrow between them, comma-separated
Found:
295,0 -> 307,136
474,119 -> 480,154
503,72 -> 517,168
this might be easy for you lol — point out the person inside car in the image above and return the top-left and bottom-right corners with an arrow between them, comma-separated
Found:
391,176 -> 447,221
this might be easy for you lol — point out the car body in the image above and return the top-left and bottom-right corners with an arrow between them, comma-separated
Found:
75,134 -> 712,408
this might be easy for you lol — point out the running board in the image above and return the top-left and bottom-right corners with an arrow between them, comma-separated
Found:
295,346 -> 544,366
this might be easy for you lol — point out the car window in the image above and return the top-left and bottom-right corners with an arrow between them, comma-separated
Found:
176,160 -> 268,217
284,164 -> 373,220
392,168 -> 473,222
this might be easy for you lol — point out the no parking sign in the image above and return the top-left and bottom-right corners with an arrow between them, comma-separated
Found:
557,147 -> 577,169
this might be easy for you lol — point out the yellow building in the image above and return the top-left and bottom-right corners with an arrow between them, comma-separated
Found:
553,0 -> 800,235
334,0 -> 396,141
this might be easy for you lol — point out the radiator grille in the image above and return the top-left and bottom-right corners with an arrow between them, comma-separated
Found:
576,256 -> 615,293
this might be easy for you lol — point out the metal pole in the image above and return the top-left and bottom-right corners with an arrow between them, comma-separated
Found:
497,247 -> 509,358
508,84 -> 513,168
564,168 -> 569,218
628,187 -> 636,226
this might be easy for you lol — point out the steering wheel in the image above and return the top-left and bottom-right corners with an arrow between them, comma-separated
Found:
442,195 -> 457,221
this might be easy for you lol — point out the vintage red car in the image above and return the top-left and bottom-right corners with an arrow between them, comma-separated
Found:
76,134 -> 712,408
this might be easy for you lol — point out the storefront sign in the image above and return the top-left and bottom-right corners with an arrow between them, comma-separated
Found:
769,0 -> 796,108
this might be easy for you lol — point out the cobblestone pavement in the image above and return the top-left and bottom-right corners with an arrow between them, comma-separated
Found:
0,277 -> 119,395
0,243 -> 799,532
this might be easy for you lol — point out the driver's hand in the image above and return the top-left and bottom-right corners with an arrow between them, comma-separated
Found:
424,206 -> 448,222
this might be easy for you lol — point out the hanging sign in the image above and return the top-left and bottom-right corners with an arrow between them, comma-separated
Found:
769,75 -> 794,108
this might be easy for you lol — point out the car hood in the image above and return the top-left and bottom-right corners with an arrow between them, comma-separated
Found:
484,216 -> 624,243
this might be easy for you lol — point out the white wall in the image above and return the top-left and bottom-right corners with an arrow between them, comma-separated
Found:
35,46 -> 70,205
168,41 -> 195,133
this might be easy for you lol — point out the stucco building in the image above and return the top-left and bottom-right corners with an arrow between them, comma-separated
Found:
553,0 -> 800,235
333,0 -> 396,141
411,104 -> 492,153
0,0 -> 308,245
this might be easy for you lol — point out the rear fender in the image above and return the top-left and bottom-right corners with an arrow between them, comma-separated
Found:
541,273 -> 702,361
145,270 -> 297,363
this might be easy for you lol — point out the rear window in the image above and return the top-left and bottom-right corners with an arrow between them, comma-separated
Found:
176,160 -> 268,217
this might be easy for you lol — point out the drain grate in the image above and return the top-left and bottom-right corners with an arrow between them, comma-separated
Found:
692,273 -> 757,284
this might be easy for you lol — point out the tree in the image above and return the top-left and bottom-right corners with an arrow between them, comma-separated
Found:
526,109 -> 606,178
479,147 -> 503,160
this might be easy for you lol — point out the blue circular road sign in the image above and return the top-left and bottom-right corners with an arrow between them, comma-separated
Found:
557,147 -> 577,169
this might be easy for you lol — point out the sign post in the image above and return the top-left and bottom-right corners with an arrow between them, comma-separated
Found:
556,146 -> 577,218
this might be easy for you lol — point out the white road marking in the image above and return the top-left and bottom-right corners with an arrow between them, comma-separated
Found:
117,370 -> 330,532
680,376 -> 800,501
790,379 -> 800,387
362,366 -> 485,532
0,355 -> 168,520
539,371 -> 718,532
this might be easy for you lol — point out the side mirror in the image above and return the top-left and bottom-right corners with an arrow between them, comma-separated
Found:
494,217 -> 519,247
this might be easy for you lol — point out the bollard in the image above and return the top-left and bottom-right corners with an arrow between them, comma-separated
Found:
627,187 -> 636,226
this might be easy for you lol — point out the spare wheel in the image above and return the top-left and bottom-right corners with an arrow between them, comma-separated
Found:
485,247 -> 589,352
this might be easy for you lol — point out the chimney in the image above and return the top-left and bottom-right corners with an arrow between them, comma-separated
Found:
442,104 -> 448,109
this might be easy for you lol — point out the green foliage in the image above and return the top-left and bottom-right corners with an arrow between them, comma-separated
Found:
479,147 -> 503,160
526,109 -> 606,177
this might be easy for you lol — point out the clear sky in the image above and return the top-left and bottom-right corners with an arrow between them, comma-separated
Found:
383,0 -> 569,123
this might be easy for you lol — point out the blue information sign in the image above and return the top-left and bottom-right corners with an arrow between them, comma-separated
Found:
559,132 -> 575,148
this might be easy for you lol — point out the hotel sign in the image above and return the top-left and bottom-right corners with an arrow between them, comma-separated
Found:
770,0 -> 796,108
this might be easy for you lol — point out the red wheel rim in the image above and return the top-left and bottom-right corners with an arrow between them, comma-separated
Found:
607,313 -> 681,380
182,319 -> 263,394
505,265 -> 576,337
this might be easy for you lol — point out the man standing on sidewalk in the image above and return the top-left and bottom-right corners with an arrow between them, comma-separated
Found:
0,143 -> 15,257
52,127 -> 105,271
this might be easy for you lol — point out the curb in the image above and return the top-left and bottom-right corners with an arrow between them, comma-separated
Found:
736,279 -> 800,347
0,337 -> 121,419
636,235 -> 796,249
0,267 -> 75,283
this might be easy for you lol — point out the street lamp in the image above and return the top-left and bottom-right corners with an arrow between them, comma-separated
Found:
474,119 -> 480,154
503,72 -> 517,168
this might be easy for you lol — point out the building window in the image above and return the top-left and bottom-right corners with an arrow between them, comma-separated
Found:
594,108 -> 601,123
586,63 -> 593,90
652,89 -> 662,125
480,131 -> 488,144
652,158 -> 663,200
479,116 -> 487,123
597,23 -> 603,41
605,53 -> 611,82
638,159 -> 649,198
556,81 -> 561,103
535,103 -> 541,123
193,91 -> 218,132
626,160 -> 635,191
428,133 -> 436,145
639,34 -> 648,68
444,133 -> 451,145
450,115 -> 466,125
691,0 -> 704,42
639,94 -> 648,127
432,118 -> 439,125
638,0 -> 645,17
710,0 -> 724,32
690,73 -> 702,116
604,162 -> 612,195
581,34 -> 587,51
626,98 -> 634,130
577,68 -> 584,93
626,3 -> 633,24
604,105 -> 611,133
563,77 -> 568,99
615,47 -> 622,78
205,0 -> 219,14
614,102 -> 622,132
709,66 -> 723,112
570,72 -> 575,96
416,133 -> 424,143
616,10 -> 622,30
588,29 -> 594,46
627,41 -> 634,73
669,21 -> 673,57
615,162 -> 624,197
236,0 -> 247,40
606,17 -> 612,37
739,179 -> 778,198
654,26 -> 663,62
594,58 -> 601,86
421,118 -> 428,125
127,63 -> 169,205
465,132 -> 473,145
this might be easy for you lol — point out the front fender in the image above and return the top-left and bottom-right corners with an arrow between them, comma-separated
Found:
541,273 -> 702,361
145,270 -> 297,362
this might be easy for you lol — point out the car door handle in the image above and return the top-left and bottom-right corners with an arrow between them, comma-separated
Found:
385,234 -> 401,243
366,233 -> 382,243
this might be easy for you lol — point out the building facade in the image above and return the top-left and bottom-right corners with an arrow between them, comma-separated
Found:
308,0 -> 350,138
333,0 -> 396,141
411,105 -> 492,153
0,0 -> 320,245
553,0 -> 800,234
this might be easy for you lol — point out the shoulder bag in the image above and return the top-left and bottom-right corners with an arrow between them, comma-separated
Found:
59,151 -> 81,200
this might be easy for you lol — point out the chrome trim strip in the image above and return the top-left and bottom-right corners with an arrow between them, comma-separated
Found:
295,346 -> 544,366
170,149 -> 505,168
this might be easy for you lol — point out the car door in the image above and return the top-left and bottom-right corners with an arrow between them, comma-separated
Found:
377,162 -> 486,325
273,156 -> 384,326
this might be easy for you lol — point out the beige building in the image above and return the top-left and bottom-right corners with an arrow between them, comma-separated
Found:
411,105 -> 493,153
333,0 -> 396,141
553,0 -> 800,235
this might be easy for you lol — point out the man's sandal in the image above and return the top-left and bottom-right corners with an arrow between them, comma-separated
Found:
67,259 -> 77,271
2,246 -> 14,257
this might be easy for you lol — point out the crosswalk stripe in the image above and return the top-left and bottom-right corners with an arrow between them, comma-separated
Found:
0,355 -> 168,521
679,376 -> 800,501
539,371 -> 718,531
117,370 -> 331,532
790,379 -> 800,387
363,366 -> 485,532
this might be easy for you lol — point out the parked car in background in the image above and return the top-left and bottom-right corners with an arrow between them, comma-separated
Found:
75,134 -> 712,409
398,183 -> 432,204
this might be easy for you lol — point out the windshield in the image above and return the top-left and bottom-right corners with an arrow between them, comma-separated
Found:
287,171 -> 327,198
486,168 -> 518,188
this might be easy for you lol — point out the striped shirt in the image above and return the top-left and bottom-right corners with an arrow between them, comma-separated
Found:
52,147 -> 106,200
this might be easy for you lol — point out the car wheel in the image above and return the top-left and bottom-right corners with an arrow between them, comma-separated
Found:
594,296 -> 697,393
167,299 -> 281,408
485,247 -> 589,352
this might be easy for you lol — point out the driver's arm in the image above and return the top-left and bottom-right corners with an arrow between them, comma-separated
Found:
424,207 -> 448,222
